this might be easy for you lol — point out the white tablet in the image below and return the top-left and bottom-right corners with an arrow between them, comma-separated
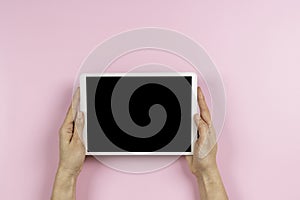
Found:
80,72 -> 197,155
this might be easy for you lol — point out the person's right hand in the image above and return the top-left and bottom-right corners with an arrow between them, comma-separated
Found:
186,87 -> 218,177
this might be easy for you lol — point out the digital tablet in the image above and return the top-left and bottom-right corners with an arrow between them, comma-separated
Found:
80,72 -> 197,155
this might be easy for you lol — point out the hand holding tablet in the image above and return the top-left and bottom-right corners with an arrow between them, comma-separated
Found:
53,73 -> 228,200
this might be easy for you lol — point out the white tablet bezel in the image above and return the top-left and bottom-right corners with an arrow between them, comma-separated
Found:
80,72 -> 197,155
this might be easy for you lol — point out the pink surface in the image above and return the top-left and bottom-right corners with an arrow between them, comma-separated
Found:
1,0 -> 300,199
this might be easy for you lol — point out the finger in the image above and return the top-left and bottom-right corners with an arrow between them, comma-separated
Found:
63,88 -> 80,126
197,118 -> 208,145
73,111 -> 84,142
194,114 -> 208,146
192,138 -> 204,159
185,155 -> 193,170
194,114 -> 200,127
194,114 -> 207,132
194,114 -> 200,139
197,87 -> 211,126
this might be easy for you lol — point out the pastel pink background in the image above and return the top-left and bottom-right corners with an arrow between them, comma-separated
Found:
1,0 -> 300,199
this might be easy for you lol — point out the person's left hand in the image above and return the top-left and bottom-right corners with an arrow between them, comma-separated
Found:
58,88 -> 85,177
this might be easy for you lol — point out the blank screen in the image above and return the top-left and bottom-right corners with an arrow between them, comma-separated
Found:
86,76 -> 192,153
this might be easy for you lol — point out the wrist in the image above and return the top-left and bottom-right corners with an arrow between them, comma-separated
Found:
51,166 -> 78,200
57,165 -> 80,179
194,163 -> 219,179
195,165 -> 224,189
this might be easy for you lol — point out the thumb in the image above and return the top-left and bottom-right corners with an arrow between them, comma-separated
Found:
74,111 -> 85,141
194,113 -> 209,148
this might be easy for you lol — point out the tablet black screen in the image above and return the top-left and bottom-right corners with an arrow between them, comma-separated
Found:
86,76 -> 192,153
